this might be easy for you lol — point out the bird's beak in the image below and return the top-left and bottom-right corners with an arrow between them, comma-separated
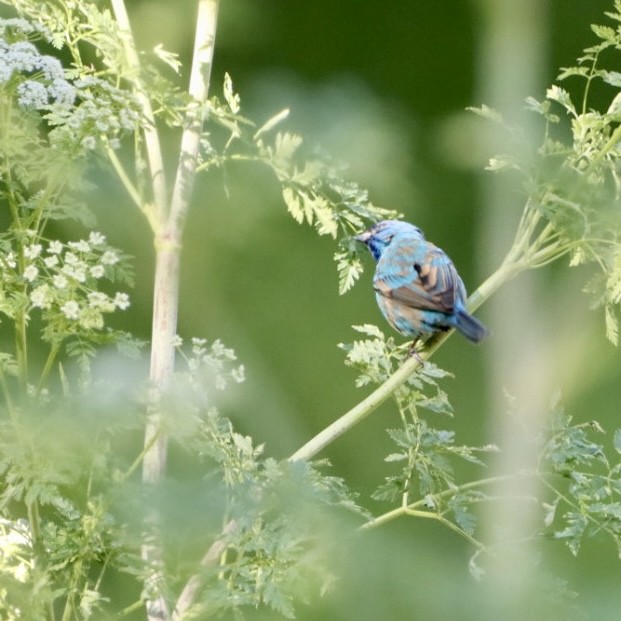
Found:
354,231 -> 371,243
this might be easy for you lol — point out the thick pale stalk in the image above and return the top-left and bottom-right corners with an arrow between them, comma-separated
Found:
141,3 -> 219,619
144,240 -> 180,482
168,0 -> 219,231
144,0 -> 219,477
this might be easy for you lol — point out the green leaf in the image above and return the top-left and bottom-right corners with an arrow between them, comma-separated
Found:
282,187 -> 304,224
467,104 -> 504,124
273,132 -> 303,166
591,23 -> 618,44
542,497 -> 560,527
254,108 -> 290,140
313,202 -> 338,237
385,453 -> 407,463
351,324 -> 385,339
223,72 -> 241,114
601,70 -> 621,87
546,85 -> 576,116
605,304 -> 618,345
152,43 -> 182,73
557,65 -> 591,81
554,512 -> 588,556
335,251 -> 363,294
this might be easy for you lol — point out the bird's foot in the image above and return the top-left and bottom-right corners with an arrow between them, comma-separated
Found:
407,340 -> 425,365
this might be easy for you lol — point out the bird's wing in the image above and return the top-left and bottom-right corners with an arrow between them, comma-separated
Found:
374,246 -> 465,313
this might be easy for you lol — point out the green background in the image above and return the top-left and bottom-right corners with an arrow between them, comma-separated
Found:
57,0 -> 621,618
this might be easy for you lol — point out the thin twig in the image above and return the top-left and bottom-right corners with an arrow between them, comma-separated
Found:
172,519 -> 237,620
110,0 -> 168,220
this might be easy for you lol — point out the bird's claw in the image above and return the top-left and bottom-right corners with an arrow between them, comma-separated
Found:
407,340 -> 425,365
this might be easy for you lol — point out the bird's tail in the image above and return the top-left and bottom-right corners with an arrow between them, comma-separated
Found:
454,307 -> 489,343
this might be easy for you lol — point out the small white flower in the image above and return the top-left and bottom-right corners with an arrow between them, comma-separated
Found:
30,285 -> 52,309
44,255 -> 59,268
87,291 -> 114,312
65,252 -> 79,265
89,265 -> 105,278
48,240 -> 63,254
172,335 -> 183,347
14,561 -> 30,582
38,56 -> 63,81
23,265 -> 38,282
4,252 -> 16,268
60,301 -> 80,320
191,337 -> 207,356
231,365 -> 245,383
53,274 -> 68,289
73,267 -> 86,283
68,240 -> 90,252
49,77 -> 76,107
101,250 -> 119,265
88,291 -> 107,307
88,231 -> 106,246
114,292 -> 130,310
24,244 -> 42,259
81,135 -> 96,150
17,80 -> 48,109
63,264 -> 86,282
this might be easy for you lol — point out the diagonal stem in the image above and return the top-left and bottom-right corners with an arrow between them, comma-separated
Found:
288,255 -> 522,462
111,0 -> 168,220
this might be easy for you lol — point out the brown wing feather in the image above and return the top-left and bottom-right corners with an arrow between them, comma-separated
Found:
374,249 -> 463,313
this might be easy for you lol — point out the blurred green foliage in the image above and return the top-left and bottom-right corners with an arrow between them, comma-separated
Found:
2,0 -> 621,619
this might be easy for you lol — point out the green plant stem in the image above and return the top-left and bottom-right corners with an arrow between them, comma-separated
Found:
117,600 -> 147,618
362,473 -> 531,530
60,559 -> 83,621
15,307 -> 28,392
27,500 -> 56,621
106,146 -> 144,212
172,518 -> 238,621
539,477 -> 621,544
120,425 -> 163,483
407,508 -> 486,550
110,0 -> 168,220
589,122 -> 621,171
36,342 -> 61,395
0,364 -> 15,417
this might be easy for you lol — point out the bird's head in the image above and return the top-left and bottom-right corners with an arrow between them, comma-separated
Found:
355,220 -> 424,261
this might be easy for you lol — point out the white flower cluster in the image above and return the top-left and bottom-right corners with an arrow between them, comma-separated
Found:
0,37 -> 76,109
179,337 -> 245,391
13,232 -> 131,332
0,18 -> 141,151
47,75 -> 142,152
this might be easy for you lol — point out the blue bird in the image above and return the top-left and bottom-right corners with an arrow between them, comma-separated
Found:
355,220 -> 488,344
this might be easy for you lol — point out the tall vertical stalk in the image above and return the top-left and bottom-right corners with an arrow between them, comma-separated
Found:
145,0 -> 219,487
111,2 -> 219,619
